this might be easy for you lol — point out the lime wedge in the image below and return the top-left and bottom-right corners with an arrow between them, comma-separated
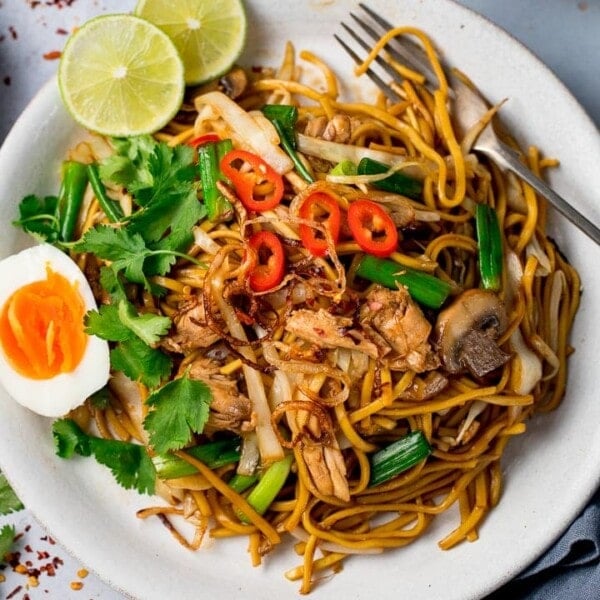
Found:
135,0 -> 247,85
58,14 -> 185,136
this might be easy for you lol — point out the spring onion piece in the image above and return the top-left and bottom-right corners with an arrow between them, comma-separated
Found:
475,203 -> 503,291
238,453 -> 293,523
228,472 -> 259,494
87,164 -> 124,223
152,437 -> 241,479
369,430 -> 432,487
195,92 -> 293,175
262,104 -> 314,183
355,254 -> 452,309
330,160 -> 357,176
357,157 -> 423,199
56,161 -> 88,242
262,105 -> 298,147
198,139 -> 234,222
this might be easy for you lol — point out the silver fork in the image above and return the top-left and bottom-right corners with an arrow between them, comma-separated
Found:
335,3 -> 600,245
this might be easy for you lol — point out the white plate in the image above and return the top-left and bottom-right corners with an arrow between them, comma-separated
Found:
1,1 -> 600,599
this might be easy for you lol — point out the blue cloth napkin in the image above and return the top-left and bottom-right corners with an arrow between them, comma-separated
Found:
487,488 -> 600,599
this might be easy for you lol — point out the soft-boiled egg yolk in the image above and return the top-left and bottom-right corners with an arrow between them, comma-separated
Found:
0,265 -> 88,379
0,243 -> 110,417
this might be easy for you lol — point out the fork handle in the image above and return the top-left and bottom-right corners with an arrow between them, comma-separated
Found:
482,140 -> 600,245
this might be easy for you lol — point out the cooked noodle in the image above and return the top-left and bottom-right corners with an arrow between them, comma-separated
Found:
71,26 -> 579,594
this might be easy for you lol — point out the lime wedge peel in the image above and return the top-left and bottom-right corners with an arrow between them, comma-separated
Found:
58,14 -> 185,137
135,0 -> 247,86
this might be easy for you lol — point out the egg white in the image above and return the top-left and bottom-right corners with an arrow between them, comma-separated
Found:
0,243 -> 110,417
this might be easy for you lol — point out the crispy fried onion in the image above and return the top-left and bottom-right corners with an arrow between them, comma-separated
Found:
217,179 -> 347,300
202,244 -> 274,358
223,279 -> 288,339
271,400 -> 334,449
263,341 -> 350,406
241,212 -> 347,300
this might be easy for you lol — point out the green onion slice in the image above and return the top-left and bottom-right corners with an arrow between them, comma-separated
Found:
475,203 -> 503,291
357,157 -> 422,199
355,254 -> 452,309
369,430 -> 432,487
198,139 -> 234,222
238,454 -> 293,523
152,438 -> 241,480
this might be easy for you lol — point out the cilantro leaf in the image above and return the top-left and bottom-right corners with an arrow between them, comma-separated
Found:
129,186 -> 205,248
85,304 -> 132,342
99,265 -> 128,303
100,136 -> 201,248
0,474 -> 23,516
117,301 -> 171,346
52,418 -> 91,458
0,525 -> 16,561
52,419 -> 155,495
75,224 -> 204,290
86,301 -> 171,346
13,194 -> 59,243
134,142 -> 195,208
74,226 -> 151,287
100,136 -> 196,208
111,337 -> 172,389
77,137 -> 207,292
90,437 -> 156,494
99,135 -> 157,191
86,296 -> 173,389
144,375 -> 212,454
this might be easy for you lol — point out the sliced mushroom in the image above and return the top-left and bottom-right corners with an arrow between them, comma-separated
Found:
188,66 -> 248,106
219,67 -> 248,99
434,289 -> 510,378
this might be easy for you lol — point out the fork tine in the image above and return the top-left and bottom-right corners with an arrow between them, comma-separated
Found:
355,3 -> 439,86
334,33 -> 402,103
357,2 -> 394,31
341,21 -> 402,85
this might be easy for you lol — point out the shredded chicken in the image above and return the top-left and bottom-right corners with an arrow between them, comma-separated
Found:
285,308 -> 379,358
161,295 -> 220,354
322,114 -> 352,143
303,114 -> 353,144
367,191 -> 416,229
188,357 -> 255,435
302,442 -> 349,501
286,385 -> 350,502
359,286 -> 439,372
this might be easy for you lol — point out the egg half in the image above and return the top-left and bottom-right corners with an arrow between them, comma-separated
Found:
0,243 -> 110,417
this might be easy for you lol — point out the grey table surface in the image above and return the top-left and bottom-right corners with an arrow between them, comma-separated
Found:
0,0 -> 599,598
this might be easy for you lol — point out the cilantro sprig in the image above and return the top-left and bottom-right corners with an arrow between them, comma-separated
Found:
0,473 -> 23,516
73,225 -> 204,292
13,194 -> 60,243
86,300 -> 171,346
52,373 -> 214,492
96,135 -> 207,281
52,419 -> 156,494
144,373 -> 213,454
0,525 -> 16,561
14,135 -> 207,289
85,299 -> 173,389
111,338 -> 172,389
0,473 -> 25,562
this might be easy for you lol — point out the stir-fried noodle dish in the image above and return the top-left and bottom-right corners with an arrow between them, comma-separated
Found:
12,24 -> 580,594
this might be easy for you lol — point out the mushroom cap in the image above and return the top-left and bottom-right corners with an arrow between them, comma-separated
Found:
434,289 -> 509,376
219,67 -> 248,99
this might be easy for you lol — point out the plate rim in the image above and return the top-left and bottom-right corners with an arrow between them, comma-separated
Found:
1,1 -> 600,599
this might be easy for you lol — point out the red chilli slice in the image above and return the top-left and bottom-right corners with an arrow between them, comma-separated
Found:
347,199 -> 398,258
